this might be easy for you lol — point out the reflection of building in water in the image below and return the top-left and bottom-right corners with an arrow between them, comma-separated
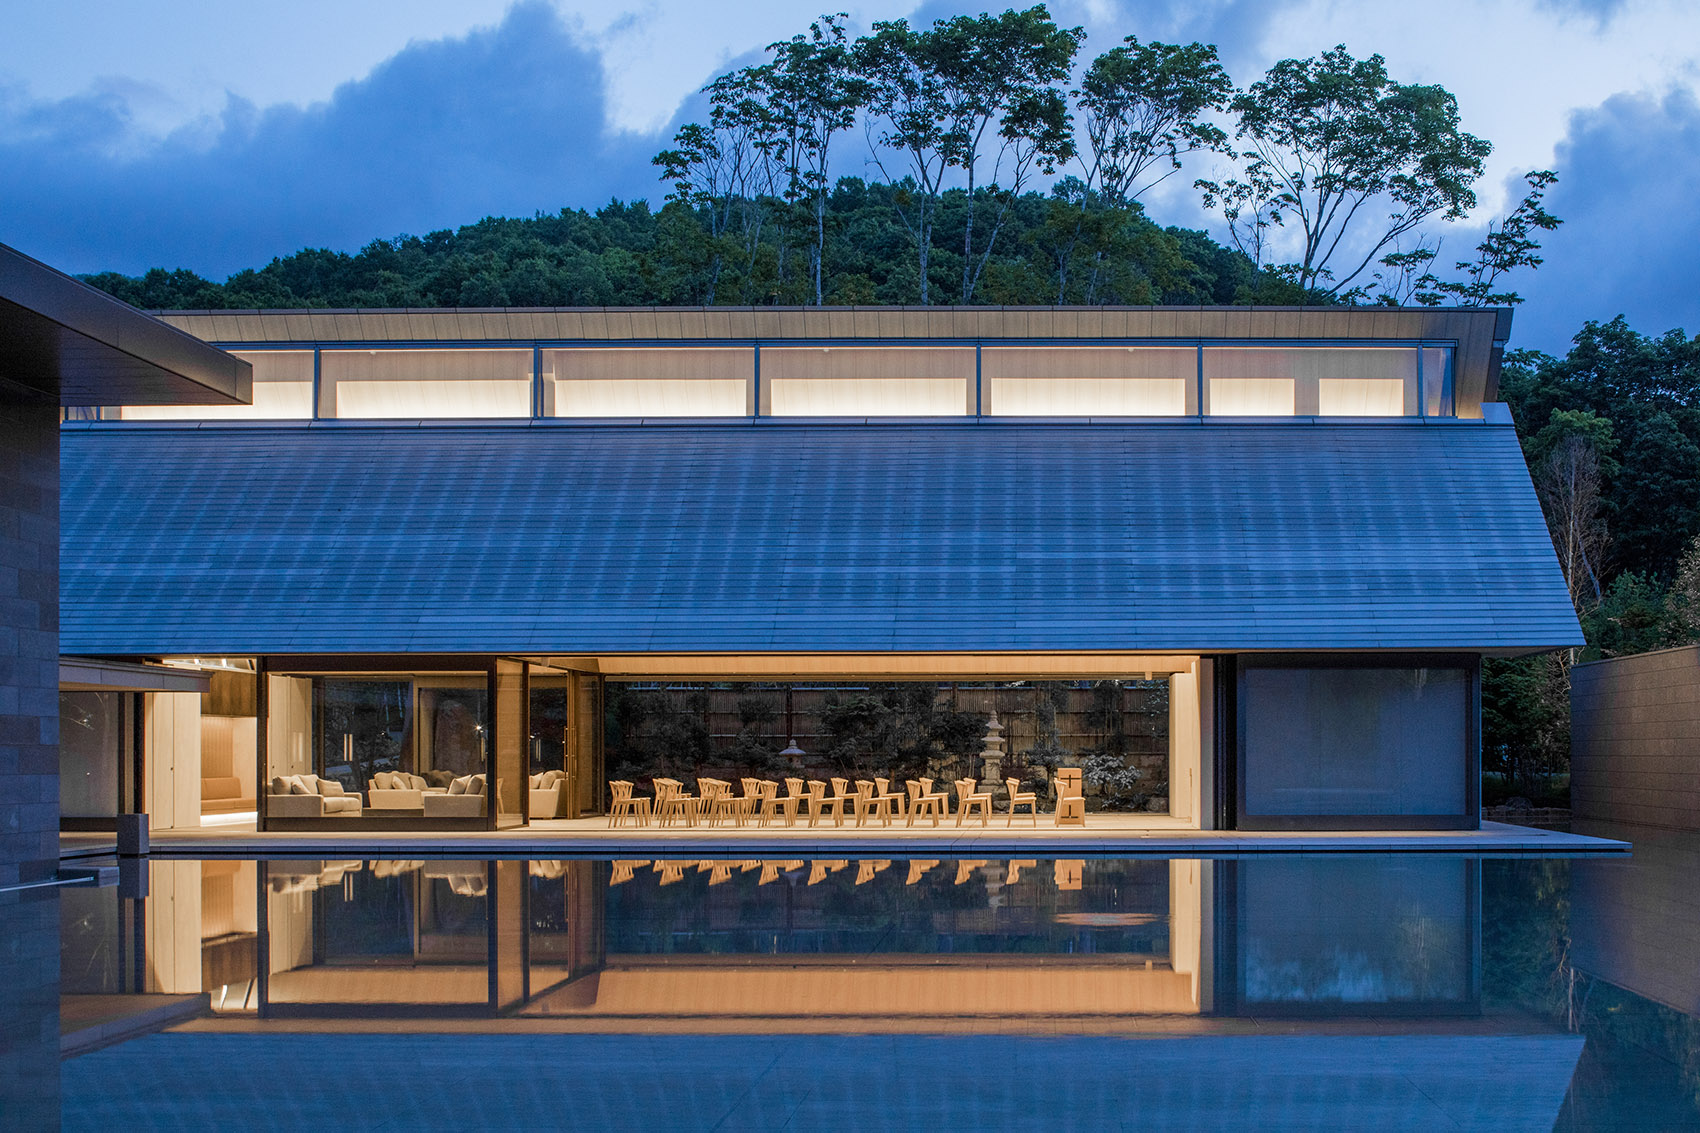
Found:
63,855 -> 1491,1030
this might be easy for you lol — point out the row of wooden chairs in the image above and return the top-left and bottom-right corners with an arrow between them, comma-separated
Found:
608,775 -> 1046,829
609,857 -> 1075,887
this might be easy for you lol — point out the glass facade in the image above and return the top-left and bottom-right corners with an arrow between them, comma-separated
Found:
105,342 -> 1465,422
760,345 -> 974,416
1203,346 -> 1421,417
983,346 -> 1195,415
1239,662 -> 1472,822
543,346 -> 752,417
320,348 -> 533,418
59,691 -> 126,818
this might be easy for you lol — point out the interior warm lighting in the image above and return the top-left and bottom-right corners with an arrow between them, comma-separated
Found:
121,350 -> 314,420
322,348 -> 532,418
333,379 -> 531,417
544,347 -> 755,417
1208,378 -> 1294,416
768,377 -> 968,416
989,377 -> 1188,416
1318,378 -> 1406,416
550,378 -> 747,417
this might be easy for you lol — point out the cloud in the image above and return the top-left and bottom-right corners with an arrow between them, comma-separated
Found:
1507,88 -> 1700,352
0,2 -> 664,277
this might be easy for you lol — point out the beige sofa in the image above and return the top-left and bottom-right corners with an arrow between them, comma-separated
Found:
422,773 -> 487,818
267,774 -> 362,818
529,770 -> 569,818
367,771 -> 448,811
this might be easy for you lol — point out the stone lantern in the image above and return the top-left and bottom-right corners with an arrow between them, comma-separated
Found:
979,711 -> 1006,791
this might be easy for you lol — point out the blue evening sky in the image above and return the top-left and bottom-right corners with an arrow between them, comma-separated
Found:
2,0 -> 1695,353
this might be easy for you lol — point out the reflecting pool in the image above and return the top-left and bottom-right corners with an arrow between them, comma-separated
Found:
16,834 -> 1700,1129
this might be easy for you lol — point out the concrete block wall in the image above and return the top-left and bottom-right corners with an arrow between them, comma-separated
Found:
0,401 -> 59,885
1572,645 -> 1700,830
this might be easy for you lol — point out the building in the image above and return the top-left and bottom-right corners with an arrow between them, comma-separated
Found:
55,304 -> 1583,834
0,242 -> 248,1126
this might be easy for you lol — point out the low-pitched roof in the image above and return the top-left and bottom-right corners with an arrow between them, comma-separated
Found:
59,418 -> 1581,657
0,243 -> 249,406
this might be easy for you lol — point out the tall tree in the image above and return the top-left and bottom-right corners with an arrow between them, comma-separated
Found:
654,66 -> 783,304
1052,36 -> 1232,302
1372,169 -> 1563,306
1196,45 -> 1491,299
856,6 -> 1082,304
765,14 -> 864,306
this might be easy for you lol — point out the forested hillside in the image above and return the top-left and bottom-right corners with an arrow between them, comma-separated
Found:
79,183 -> 1291,311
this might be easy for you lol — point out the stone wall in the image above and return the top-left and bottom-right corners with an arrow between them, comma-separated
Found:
1572,646 -> 1700,830
0,399 -> 58,885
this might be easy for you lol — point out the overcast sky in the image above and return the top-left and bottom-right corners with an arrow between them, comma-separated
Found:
2,0 -> 1696,352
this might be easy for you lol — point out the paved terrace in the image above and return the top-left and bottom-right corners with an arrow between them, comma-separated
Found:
60,817 -> 1628,858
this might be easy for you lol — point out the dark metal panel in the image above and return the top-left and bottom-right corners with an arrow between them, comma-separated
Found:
59,420 -> 1583,655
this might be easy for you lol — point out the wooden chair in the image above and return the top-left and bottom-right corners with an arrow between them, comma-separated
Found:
853,780 -> 894,827
919,777 -> 950,819
1005,777 -> 1038,827
769,777 -> 808,827
654,778 -> 700,828
824,778 -> 857,827
905,779 -> 948,827
607,780 -> 652,828
1054,859 -> 1084,890
954,778 -> 993,827
1054,766 -> 1086,827
753,780 -> 787,827
874,777 -> 906,818
806,780 -> 847,827
1006,859 -> 1037,885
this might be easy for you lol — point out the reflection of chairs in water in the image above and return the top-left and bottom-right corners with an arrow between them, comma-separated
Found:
854,859 -> 890,885
702,861 -> 736,885
1005,778 -> 1038,826
954,859 -> 987,885
954,779 -> 993,826
609,859 -> 650,885
1054,859 -> 1084,890
905,859 -> 939,885
607,780 -> 651,828
529,860 -> 567,880
807,860 -> 849,885
1006,859 -> 1037,885
369,860 -> 422,880
759,860 -> 805,884
654,860 -> 688,886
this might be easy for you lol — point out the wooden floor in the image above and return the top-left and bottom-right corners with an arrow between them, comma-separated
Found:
60,816 -> 1630,857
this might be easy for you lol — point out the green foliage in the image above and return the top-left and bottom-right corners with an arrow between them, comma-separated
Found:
83,182 -> 1286,311
1197,45 -> 1491,300
816,683 -> 983,780
1501,318 -> 1700,579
